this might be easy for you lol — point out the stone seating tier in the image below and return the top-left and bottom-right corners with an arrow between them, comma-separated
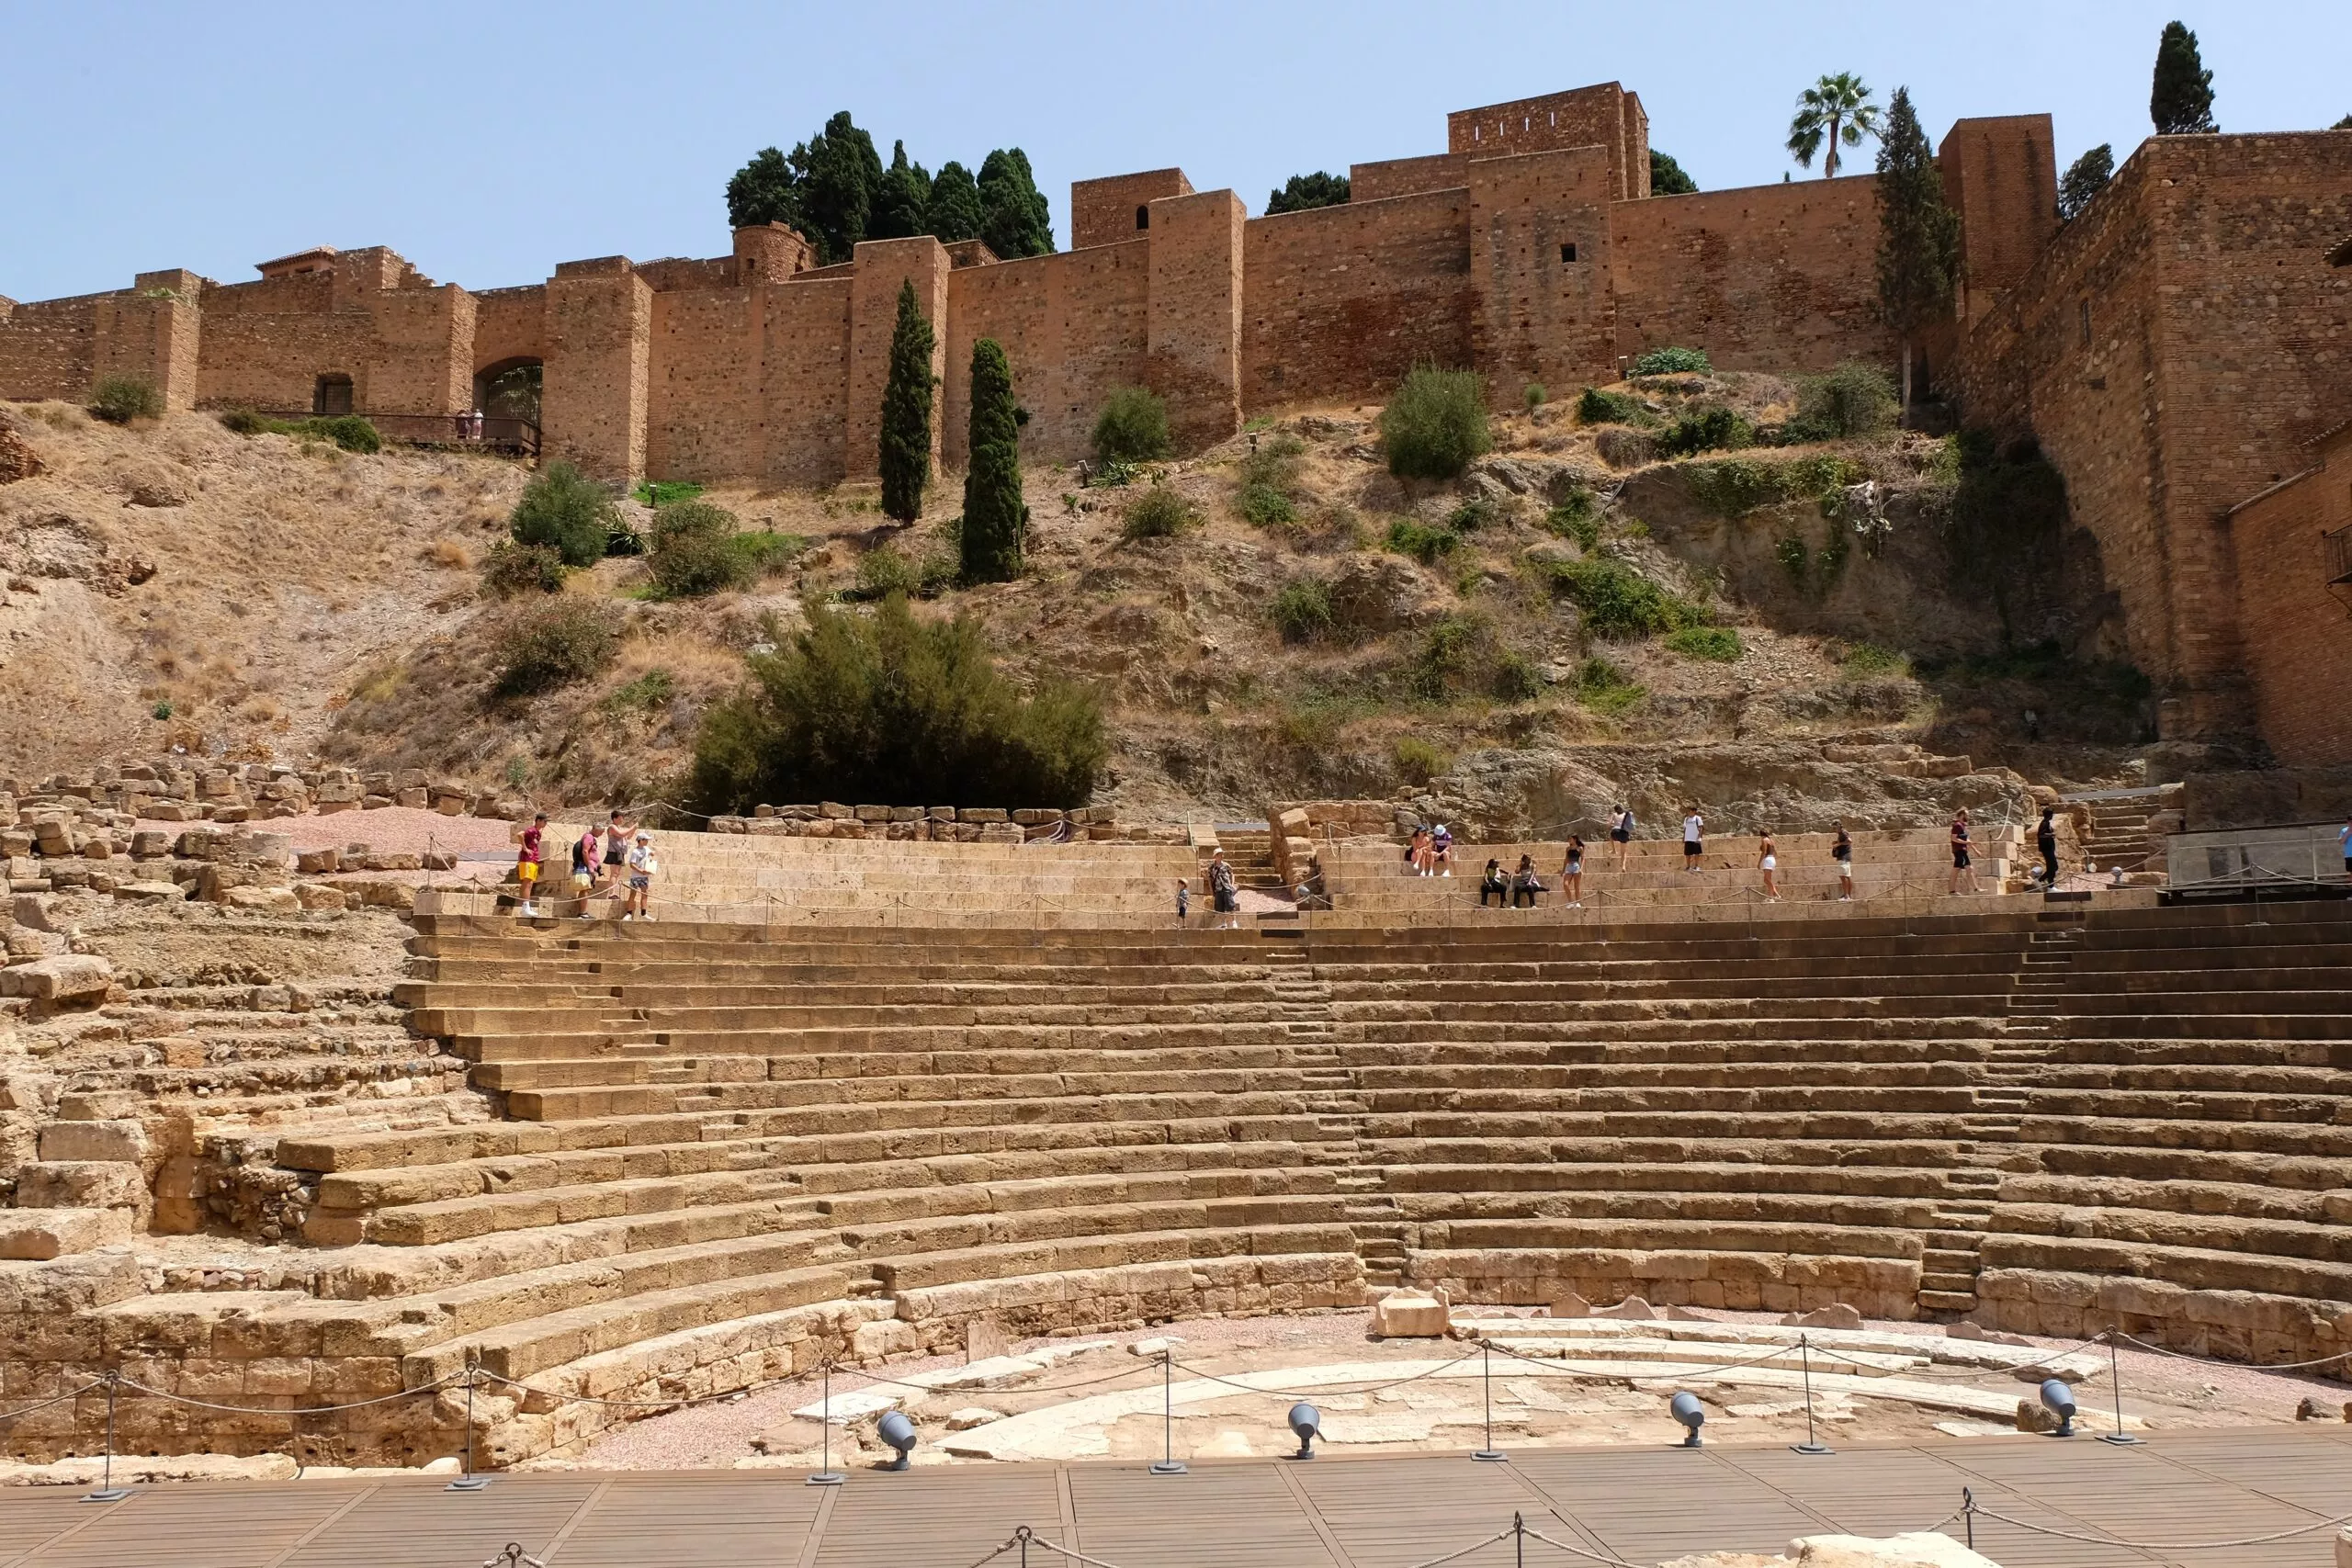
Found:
0,899 -> 2344,1469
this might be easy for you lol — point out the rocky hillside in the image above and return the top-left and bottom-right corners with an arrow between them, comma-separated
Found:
0,377 -> 2197,834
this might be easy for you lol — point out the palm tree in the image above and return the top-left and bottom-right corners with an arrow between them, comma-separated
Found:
1788,73 -> 1883,178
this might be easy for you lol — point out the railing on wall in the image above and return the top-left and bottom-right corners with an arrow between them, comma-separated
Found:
2165,819 -> 2352,898
2326,522 -> 2352,586
246,410 -> 540,457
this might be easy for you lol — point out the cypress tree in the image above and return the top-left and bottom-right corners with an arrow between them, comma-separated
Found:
1873,87 -> 1961,411
977,149 -> 1055,257
2151,22 -> 2218,135
928,162 -> 984,244
960,339 -> 1028,582
2057,145 -> 2116,221
878,279 -> 935,525
869,141 -> 931,241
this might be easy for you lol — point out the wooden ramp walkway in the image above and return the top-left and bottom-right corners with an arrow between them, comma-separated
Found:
2,1429 -> 2348,1567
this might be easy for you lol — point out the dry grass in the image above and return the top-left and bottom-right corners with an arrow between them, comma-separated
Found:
425,537 -> 473,570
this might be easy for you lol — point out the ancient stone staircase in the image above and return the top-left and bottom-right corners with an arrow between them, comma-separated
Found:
2075,791 -> 2162,876
1996,916 -> 2084,1046
1265,945 -> 1408,1285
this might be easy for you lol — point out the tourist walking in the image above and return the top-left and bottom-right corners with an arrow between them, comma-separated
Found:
1758,831 -> 1780,902
1510,853 -> 1545,908
1208,849 -> 1239,928
2036,807 -> 2061,888
1478,859 -> 1509,908
512,810 -> 548,918
1832,822 -> 1855,902
1949,809 -> 1977,895
1560,835 -> 1586,908
2340,812 -> 2352,883
622,830 -> 657,920
1609,805 -> 1634,872
570,822 -> 603,918
1682,807 -> 1705,872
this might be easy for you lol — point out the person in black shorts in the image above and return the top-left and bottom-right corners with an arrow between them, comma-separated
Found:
1949,809 -> 1978,895
1832,822 -> 1854,901
1609,805 -> 1634,873
2036,807 -> 2061,888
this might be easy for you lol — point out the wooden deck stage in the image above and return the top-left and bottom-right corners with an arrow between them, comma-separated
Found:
2,1428 -> 2348,1567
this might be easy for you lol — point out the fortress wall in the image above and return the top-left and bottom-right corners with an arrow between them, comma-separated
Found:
944,249 -> 1057,467
1955,133 -> 2352,729
364,283 -> 473,414
761,276 -> 853,484
647,285 -> 766,483
0,294 -> 105,402
844,238 -> 950,479
192,273 -> 375,412
1147,190 -> 1245,450
1449,84 -> 1643,199
1608,175 -> 1891,374
1241,189 -> 1472,412
540,259 -> 651,482
1469,146 -> 1618,400
1073,169 -> 1191,251
1939,115 -> 2059,325
470,286 -> 547,377
2229,427 -> 2352,766
1350,153 -> 1468,203
93,289 -> 202,410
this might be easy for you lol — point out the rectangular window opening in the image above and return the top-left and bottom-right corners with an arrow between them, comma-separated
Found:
1559,243 -> 1578,264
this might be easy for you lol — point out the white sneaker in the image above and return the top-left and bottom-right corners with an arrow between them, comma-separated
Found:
621,913 -> 633,922
517,903 -> 536,919
1441,870 -> 1451,878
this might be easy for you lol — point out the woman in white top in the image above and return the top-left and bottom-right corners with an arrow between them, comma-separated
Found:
1758,831 -> 1780,901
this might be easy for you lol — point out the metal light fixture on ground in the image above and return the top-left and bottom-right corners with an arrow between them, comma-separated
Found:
2039,1379 -> 2077,1438
877,1411 -> 918,1472
1670,1392 -> 1705,1448
1287,1403 -> 1320,1460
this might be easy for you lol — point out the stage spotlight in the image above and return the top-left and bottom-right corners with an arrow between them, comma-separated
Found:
2039,1379 -> 2077,1438
877,1411 -> 918,1472
1287,1403 -> 1321,1460
1670,1392 -> 1705,1449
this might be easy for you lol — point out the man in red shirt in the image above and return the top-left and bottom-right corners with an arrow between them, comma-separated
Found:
513,811 -> 548,918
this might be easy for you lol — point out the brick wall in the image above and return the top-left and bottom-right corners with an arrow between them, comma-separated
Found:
0,295 -> 103,401
1349,153 -> 1468,204
1609,175 -> 1893,375
945,243 -> 1152,466
1146,190 -> 1244,450
192,273 -> 374,412
540,259 -> 651,481
763,276 -> 854,483
2228,425 -> 2352,765
1469,146 -> 1617,400
469,287 -> 547,382
1939,115 -> 2059,325
1073,170 -> 1193,251
1241,190 -> 1473,412
844,237 -> 950,479
364,284 -> 473,414
647,284 -> 766,483
1448,84 -> 1645,200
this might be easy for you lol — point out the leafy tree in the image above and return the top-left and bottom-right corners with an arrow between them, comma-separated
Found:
978,149 -> 1055,257
878,279 -> 935,524
961,338 -> 1028,583
1648,150 -> 1699,196
510,459 -> 619,568
1266,172 -> 1350,213
1873,87 -> 1962,410
2057,145 -> 2116,221
929,162 -> 984,243
869,141 -> 931,241
1788,73 -> 1883,178
646,501 -> 753,599
2151,21 -> 2218,135
725,147 -> 797,231
683,595 -> 1106,812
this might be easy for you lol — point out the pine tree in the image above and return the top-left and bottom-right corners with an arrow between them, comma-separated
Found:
978,149 -> 1055,257
1648,150 -> 1699,196
726,147 -> 798,231
960,339 -> 1028,583
1265,172 -> 1351,213
1873,87 -> 1962,410
2058,145 -> 2116,221
928,162 -> 985,244
870,141 -> 932,241
878,279 -> 935,525
2151,22 -> 2218,135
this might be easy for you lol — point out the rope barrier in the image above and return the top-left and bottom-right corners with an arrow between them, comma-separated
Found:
2109,1329 -> 2352,1372
0,1382 -> 107,1424
1484,1332 -> 1809,1382
1520,1524 -> 1651,1568
1971,1502 -> 2352,1551
1167,1349 -> 1485,1399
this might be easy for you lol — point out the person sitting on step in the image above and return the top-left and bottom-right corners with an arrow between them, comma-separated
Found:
1510,853 -> 1546,908
1478,858 -> 1509,907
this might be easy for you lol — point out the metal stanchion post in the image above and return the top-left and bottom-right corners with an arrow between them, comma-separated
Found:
1148,1351 -> 1186,1474
1513,1510 -> 1524,1568
2098,1329 -> 2143,1445
1962,1487 -> 1975,1551
447,1355 -> 491,1490
808,1359 -> 844,1485
1472,1341 -> 1507,1461
84,1373 -> 130,1503
1792,1334 -> 1831,1455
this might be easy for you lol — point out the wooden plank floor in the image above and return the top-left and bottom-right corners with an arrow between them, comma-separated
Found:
2,1429 -> 2348,1568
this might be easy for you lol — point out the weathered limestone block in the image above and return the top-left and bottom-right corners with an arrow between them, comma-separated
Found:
0,1208 -> 130,1259
0,953 -> 111,999
14,1160 -> 145,1208
1371,1288 -> 1450,1337
37,1119 -> 148,1164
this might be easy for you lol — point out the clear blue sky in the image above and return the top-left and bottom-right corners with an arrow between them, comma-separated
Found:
7,2 -> 2342,302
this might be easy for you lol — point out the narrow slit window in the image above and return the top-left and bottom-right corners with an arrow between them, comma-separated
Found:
1136,205 -> 1149,231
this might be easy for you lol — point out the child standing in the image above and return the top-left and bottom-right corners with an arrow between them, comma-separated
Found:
1176,879 -> 1192,924
1682,807 -> 1705,873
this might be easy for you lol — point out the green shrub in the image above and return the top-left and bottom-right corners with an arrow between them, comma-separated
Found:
1630,346 -> 1711,377
1379,366 -> 1491,481
1839,642 -> 1909,679
1523,383 -> 1548,411
632,480 -> 705,508
1121,483 -> 1200,540
481,540 -> 567,598
1491,652 -> 1543,701
1239,433 -> 1305,489
1087,457 -> 1139,490
1092,386 -> 1172,465
646,501 -> 752,598
1682,455 -> 1867,516
1775,536 -> 1810,588
1385,517 -> 1462,564
1535,557 -> 1703,639
603,669 -> 676,714
1393,735 -> 1453,784
512,460 -> 621,568
730,529 -> 807,578
852,540 -> 955,600
89,374 -> 164,424
1577,387 -> 1645,425
1665,626 -> 1743,662
1575,656 -> 1646,716
1270,578 -> 1334,643
1655,404 -> 1753,459
1544,490 -> 1602,549
1446,498 -> 1502,534
683,594 -> 1106,812
1787,362 -> 1899,441
1408,614 -> 1495,700
493,601 -> 620,697
217,407 -> 267,435
1238,483 -> 1297,528
213,409 -> 380,452
151,699 -> 173,720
